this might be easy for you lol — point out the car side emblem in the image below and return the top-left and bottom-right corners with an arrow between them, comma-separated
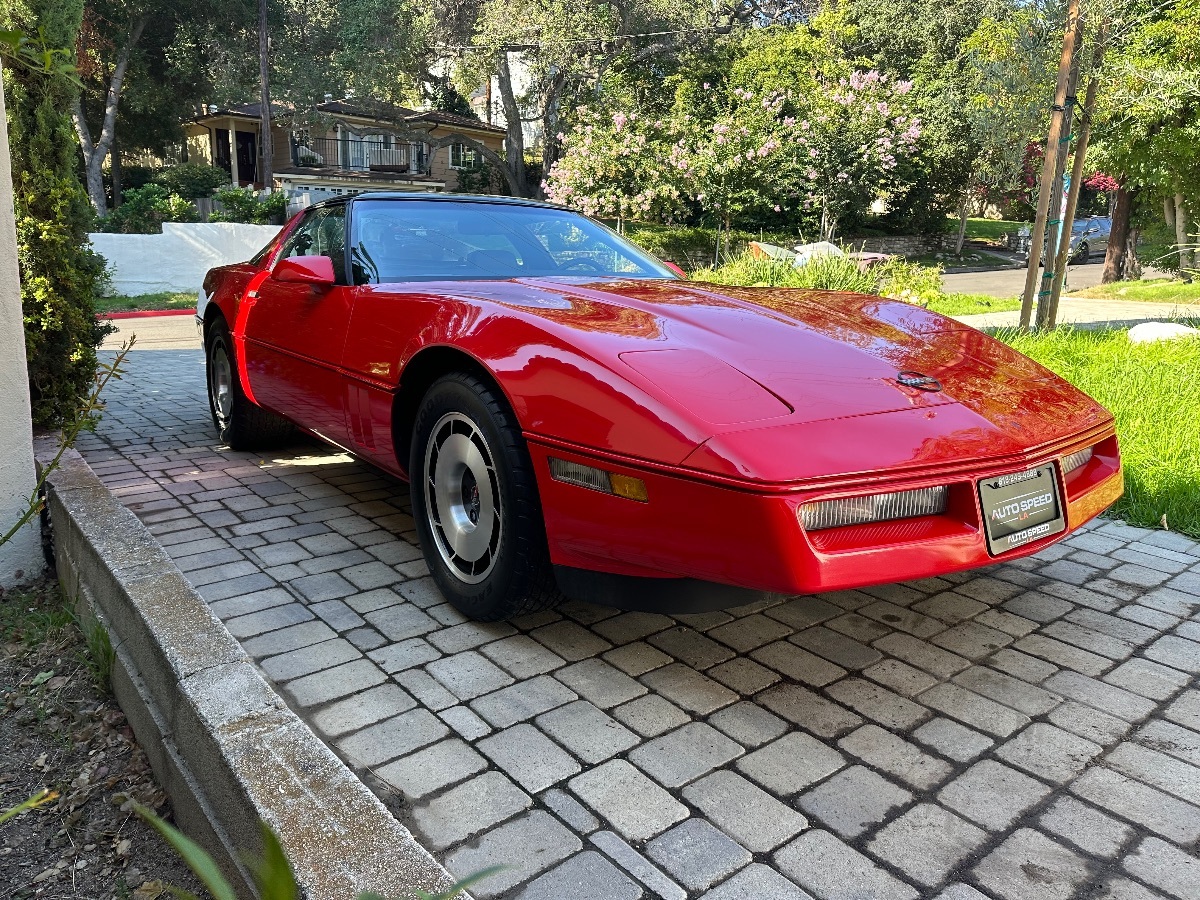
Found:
897,371 -> 942,392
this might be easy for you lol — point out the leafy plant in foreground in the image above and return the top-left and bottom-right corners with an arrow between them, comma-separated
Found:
0,339 -> 134,550
135,804 -> 501,900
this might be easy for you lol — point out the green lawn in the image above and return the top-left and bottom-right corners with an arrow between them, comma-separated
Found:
925,293 -> 1023,316
95,291 -> 196,314
963,218 -> 1027,244
1067,278 -> 1200,304
998,327 -> 1200,538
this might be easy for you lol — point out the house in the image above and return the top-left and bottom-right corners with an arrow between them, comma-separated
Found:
183,98 -> 507,208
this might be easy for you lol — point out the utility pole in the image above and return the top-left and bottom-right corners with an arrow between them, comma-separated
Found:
1019,0 -> 1084,329
1046,22 -> 1109,329
258,0 -> 273,191
1035,20 -> 1084,330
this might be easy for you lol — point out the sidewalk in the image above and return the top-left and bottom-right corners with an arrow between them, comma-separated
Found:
954,297 -> 1200,330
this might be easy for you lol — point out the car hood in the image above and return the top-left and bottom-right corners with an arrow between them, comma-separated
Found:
463,278 -> 1113,481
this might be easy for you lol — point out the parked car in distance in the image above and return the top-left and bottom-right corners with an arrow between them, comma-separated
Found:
1068,216 -> 1111,263
198,193 -> 1123,621
1015,216 -> 1111,264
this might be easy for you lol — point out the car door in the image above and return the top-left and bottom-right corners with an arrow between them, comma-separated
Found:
241,203 -> 354,447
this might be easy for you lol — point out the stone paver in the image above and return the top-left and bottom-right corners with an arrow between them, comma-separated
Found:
646,818 -> 752,892
798,765 -> 911,839
973,828 -> 1092,900
569,759 -> 688,842
869,804 -> 987,888
79,347 -> 1200,898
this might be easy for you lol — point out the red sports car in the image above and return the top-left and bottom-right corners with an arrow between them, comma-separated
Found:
198,194 -> 1122,620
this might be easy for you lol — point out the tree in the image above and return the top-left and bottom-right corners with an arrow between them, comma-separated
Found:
1090,0 -> 1200,276
782,71 -> 923,239
71,0 -> 148,213
458,0 -> 724,196
73,0 -> 242,214
544,110 -> 693,223
1,0 -> 111,427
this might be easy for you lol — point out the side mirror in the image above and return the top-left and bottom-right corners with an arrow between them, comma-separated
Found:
274,255 -> 335,285
663,261 -> 688,279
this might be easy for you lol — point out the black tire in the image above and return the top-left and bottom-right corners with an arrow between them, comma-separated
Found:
410,373 -> 559,620
205,316 -> 294,450
1072,241 -> 1089,265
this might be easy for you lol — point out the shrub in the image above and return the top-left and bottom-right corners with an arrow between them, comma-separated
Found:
209,187 -> 288,224
455,160 -> 511,196
153,162 -> 230,199
692,249 -> 880,294
97,184 -> 198,233
875,258 -> 945,306
4,0 -> 112,427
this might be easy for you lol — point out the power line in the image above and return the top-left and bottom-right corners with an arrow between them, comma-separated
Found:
437,25 -> 735,53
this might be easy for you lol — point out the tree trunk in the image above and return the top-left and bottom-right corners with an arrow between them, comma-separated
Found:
258,0 -> 273,190
539,68 -> 566,200
496,53 -> 529,197
954,195 -> 969,256
70,14 -> 147,216
1164,195 -> 1176,232
1174,192 -> 1191,270
1102,186 -> 1138,283
110,131 -> 122,207
1125,228 -> 1142,280
1019,0 -> 1082,328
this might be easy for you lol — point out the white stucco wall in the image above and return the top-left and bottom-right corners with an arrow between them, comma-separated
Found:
89,222 -> 282,296
0,72 -> 44,586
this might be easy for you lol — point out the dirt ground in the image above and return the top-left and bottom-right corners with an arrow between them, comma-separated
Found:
0,579 -> 206,900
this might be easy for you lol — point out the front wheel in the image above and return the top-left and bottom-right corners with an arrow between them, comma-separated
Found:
205,317 -> 293,450
410,373 -> 559,620
1071,242 -> 1089,265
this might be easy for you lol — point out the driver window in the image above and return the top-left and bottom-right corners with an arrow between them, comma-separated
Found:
279,206 -> 347,282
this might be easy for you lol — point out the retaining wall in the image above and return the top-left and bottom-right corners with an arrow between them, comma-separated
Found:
39,442 -> 453,899
90,223 -> 281,296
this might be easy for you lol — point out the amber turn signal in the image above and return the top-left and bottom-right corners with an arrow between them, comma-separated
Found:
549,458 -> 648,502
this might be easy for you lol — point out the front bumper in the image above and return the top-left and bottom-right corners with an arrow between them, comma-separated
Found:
528,433 -> 1122,606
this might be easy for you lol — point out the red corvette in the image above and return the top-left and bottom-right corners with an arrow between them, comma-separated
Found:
198,194 -> 1122,620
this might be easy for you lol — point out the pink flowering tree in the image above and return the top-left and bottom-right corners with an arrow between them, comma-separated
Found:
545,70 -> 922,244
544,110 -> 693,228
680,86 -> 788,237
784,71 -> 923,240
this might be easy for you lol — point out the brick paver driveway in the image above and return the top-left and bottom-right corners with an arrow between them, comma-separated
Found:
79,348 -> 1200,900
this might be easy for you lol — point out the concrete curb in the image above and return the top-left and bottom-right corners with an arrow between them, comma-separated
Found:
39,442 -> 455,899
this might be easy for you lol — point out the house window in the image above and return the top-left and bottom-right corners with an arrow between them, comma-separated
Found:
449,143 -> 480,169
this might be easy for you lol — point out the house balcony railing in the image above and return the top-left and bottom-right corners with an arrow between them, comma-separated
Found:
289,135 -> 431,175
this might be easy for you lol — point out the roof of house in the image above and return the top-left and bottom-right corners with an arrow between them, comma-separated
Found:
193,98 -> 504,135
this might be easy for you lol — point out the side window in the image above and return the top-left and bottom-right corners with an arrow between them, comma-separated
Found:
278,206 -> 347,282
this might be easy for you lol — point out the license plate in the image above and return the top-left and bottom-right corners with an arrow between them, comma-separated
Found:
978,464 -> 1066,555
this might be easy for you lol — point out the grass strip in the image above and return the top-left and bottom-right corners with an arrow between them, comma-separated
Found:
998,327 -> 1200,538
95,291 -> 196,314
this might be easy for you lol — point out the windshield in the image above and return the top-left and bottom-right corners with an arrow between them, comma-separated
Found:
349,199 -> 674,283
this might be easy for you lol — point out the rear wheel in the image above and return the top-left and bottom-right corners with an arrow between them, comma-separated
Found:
1071,241 -> 1089,265
410,373 -> 559,620
205,317 -> 293,450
